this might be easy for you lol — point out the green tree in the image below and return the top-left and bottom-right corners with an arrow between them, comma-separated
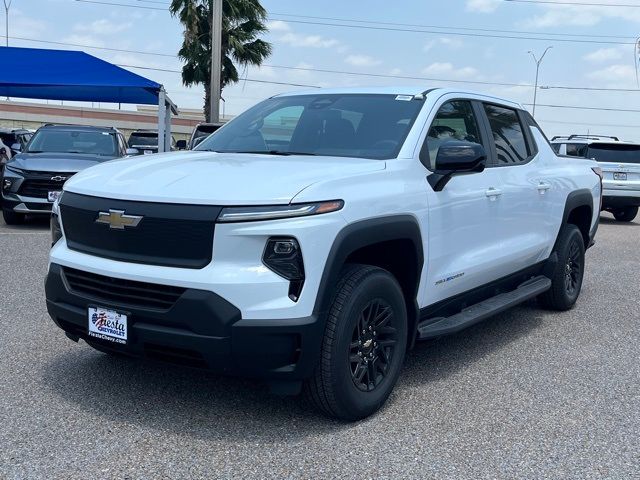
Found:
170,0 -> 272,121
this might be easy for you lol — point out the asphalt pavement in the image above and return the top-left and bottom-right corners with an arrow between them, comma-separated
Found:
0,214 -> 638,479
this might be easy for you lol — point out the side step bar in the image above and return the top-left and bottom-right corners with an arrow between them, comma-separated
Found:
417,276 -> 551,340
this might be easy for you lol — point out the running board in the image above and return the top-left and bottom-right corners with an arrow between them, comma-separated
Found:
417,276 -> 551,340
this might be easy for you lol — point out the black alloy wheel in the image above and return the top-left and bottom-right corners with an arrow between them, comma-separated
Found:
349,299 -> 399,393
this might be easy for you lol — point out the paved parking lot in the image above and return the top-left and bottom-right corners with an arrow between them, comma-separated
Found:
0,214 -> 638,479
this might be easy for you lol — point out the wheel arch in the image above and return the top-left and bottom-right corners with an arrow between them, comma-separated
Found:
313,215 -> 424,346
560,189 -> 594,248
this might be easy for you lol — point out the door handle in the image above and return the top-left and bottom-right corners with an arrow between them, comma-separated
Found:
537,181 -> 551,194
485,187 -> 502,200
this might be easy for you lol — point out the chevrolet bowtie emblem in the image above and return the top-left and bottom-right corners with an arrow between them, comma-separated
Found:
50,176 -> 67,182
95,209 -> 143,230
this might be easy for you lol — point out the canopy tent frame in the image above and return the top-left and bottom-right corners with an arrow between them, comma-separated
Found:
0,46 -> 178,152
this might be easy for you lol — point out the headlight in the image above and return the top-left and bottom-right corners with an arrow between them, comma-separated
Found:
263,237 -> 305,301
2,178 -> 12,191
4,165 -> 23,175
217,200 -> 344,223
51,213 -> 63,246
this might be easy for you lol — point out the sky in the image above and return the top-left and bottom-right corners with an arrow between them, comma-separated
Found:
6,0 -> 640,141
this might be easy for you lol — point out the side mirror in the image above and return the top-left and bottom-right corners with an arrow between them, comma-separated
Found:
125,147 -> 140,156
176,139 -> 187,150
428,141 -> 486,191
11,143 -> 21,152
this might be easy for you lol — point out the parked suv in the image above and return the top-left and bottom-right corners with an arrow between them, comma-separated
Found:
2,124 -> 132,224
551,135 -> 639,222
45,88 -> 600,420
0,127 -> 33,156
188,122 -> 224,149
128,130 -> 176,155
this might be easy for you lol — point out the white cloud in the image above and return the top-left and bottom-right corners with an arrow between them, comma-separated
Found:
466,0 -> 500,13
62,34 -> 106,48
521,1 -> 640,28
266,20 -> 291,33
422,62 -> 478,79
75,19 -> 132,35
424,37 -> 464,52
583,48 -> 624,63
587,64 -> 636,85
279,32 -> 339,49
344,55 -> 382,67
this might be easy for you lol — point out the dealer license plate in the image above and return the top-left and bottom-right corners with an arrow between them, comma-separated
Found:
88,307 -> 128,344
47,191 -> 62,202
614,172 -> 627,181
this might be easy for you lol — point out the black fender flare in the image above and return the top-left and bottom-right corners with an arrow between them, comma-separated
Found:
559,188 -> 595,247
312,214 -> 424,323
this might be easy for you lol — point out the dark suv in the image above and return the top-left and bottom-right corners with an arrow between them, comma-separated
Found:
2,124 -> 132,224
128,130 -> 176,155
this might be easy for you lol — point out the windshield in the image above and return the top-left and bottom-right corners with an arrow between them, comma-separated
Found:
129,133 -> 158,147
26,129 -> 117,156
196,94 -> 425,159
587,143 -> 640,164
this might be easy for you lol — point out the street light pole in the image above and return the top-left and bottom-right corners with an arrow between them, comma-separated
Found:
209,0 -> 223,123
3,0 -> 12,47
528,46 -> 553,118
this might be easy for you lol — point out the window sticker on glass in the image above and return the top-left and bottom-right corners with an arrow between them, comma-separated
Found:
395,95 -> 413,101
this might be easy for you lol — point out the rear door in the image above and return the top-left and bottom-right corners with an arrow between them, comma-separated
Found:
479,103 -> 552,271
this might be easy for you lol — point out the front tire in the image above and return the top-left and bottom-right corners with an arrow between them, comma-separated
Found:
2,208 -> 25,225
305,265 -> 407,421
612,206 -> 638,222
538,224 -> 585,311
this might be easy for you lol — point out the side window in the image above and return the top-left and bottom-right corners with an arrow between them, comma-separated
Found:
566,143 -> 588,157
551,143 -> 561,154
422,100 -> 483,170
483,104 -> 530,165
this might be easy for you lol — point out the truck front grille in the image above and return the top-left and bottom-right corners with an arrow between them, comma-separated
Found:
18,172 -> 75,198
59,192 -> 220,269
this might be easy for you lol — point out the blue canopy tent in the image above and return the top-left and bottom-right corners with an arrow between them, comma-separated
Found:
0,46 -> 178,151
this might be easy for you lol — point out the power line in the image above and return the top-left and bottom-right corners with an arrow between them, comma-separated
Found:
11,35 -> 640,94
504,0 -> 640,7
525,103 -> 640,113
71,0 -> 636,45
269,12 -> 635,40
117,64 -> 321,88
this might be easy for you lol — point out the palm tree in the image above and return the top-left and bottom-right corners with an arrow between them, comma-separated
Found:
170,0 -> 272,121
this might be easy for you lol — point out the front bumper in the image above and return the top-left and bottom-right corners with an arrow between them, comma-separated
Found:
1,194 -> 53,214
45,263 -> 323,380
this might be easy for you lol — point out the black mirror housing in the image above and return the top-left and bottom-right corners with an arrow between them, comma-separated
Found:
176,139 -> 187,150
428,141 -> 487,192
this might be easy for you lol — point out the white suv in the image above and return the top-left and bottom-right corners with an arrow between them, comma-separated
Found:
551,135 -> 640,222
45,88 -> 601,420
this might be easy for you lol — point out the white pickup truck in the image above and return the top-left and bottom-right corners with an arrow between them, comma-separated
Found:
45,87 -> 601,420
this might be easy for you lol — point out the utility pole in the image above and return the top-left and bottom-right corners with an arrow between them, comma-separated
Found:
528,46 -> 553,118
209,0 -> 223,123
3,0 -> 12,47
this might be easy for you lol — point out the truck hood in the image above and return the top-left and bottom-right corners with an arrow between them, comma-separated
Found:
8,152 -> 115,173
64,151 -> 386,205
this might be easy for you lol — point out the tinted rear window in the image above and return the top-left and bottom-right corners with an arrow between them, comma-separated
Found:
129,133 -> 158,147
587,143 -> 640,164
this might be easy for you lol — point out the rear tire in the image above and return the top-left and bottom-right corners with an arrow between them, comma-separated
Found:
2,208 -> 25,225
304,264 -> 407,421
538,224 -> 585,311
612,206 -> 638,222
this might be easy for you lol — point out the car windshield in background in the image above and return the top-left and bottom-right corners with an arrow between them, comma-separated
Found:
129,134 -> 158,147
196,94 -> 425,160
26,130 -> 117,156
587,143 -> 640,164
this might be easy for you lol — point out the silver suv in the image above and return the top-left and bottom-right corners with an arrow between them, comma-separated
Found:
551,135 -> 640,222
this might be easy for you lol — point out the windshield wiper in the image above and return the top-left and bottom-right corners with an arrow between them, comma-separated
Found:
234,150 -> 317,156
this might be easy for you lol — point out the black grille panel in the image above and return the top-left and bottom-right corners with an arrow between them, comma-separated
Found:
63,267 -> 186,310
60,192 -> 220,269
19,172 -> 75,198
